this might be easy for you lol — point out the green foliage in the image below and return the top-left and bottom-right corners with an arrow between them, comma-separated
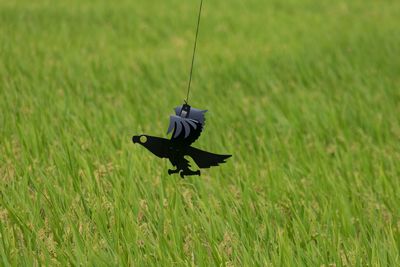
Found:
0,0 -> 399,265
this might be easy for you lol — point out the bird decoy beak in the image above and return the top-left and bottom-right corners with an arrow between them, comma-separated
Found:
132,135 -> 140,144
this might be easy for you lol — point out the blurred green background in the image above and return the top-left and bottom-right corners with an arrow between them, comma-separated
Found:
0,0 -> 399,266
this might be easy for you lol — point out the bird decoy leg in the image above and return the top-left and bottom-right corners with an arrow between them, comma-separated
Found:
168,168 -> 180,175
180,169 -> 201,178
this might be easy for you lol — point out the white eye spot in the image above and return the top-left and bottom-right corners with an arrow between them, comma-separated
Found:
140,135 -> 147,143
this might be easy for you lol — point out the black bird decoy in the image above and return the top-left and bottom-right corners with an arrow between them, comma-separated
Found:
132,103 -> 231,178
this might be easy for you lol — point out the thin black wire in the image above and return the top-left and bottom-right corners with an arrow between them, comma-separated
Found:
186,0 -> 203,104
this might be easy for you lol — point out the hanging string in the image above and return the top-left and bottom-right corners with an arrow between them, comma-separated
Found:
185,0 -> 203,104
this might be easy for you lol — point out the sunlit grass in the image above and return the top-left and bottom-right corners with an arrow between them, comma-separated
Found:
0,0 -> 399,265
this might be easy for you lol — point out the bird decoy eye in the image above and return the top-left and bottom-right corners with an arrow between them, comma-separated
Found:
140,135 -> 147,144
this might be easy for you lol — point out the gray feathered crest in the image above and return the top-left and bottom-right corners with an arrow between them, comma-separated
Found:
167,106 -> 207,142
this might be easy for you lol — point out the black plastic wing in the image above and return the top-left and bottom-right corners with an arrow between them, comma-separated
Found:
167,106 -> 207,146
186,146 -> 231,169
174,106 -> 207,125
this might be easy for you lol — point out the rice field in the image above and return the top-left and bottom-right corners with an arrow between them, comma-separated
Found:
0,0 -> 399,265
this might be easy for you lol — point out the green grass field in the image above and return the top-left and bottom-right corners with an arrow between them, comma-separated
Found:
1,0 -> 399,265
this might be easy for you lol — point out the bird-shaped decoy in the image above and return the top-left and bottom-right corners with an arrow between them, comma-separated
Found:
132,103 -> 231,178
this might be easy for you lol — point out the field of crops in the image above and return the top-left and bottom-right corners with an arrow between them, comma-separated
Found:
1,0 -> 399,265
